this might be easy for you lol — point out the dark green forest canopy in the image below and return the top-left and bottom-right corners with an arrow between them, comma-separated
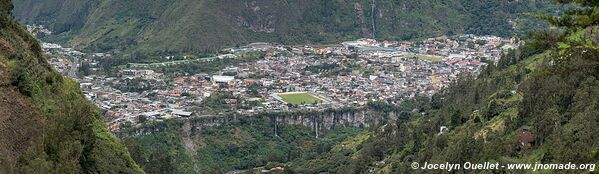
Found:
0,0 -> 12,16
544,0 -> 599,31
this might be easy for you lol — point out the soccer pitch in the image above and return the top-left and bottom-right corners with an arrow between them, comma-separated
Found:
406,54 -> 443,61
277,92 -> 324,105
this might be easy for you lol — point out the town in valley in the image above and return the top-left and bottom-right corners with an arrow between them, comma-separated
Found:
31,25 -> 520,130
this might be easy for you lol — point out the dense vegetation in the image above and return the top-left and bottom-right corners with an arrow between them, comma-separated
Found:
14,0 -> 555,56
122,116 -> 367,173
0,1 -> 142,173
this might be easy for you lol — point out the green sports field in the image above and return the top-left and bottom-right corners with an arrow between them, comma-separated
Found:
406,54 -> 443,61
278,92 -> 324,105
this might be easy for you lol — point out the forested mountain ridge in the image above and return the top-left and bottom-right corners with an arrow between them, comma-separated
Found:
0,1 -> 143,173
14,0 -> 553,56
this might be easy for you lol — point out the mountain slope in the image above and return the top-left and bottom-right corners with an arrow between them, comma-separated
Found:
0,1 -> 143,173
14,0 -> 552,55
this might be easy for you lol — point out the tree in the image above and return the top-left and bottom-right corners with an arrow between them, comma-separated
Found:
450,108 -> 462,126
0,0 -> 13,16
533,107 -> 560,145
475,39 -> 488,45
137,115 -> 148,123
124,139 -> 146,167
80,62 -> 91,76
147,146 -> 175,174
544,0 -> 599,31
549,108 -> 598,163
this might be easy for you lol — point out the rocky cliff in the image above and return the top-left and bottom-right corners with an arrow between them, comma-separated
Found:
120,108 -> 400,138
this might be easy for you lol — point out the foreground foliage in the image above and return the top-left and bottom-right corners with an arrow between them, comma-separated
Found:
0,1 -> 143,173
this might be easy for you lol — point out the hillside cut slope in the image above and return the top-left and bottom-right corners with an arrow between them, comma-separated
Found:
0,1 -> 143,173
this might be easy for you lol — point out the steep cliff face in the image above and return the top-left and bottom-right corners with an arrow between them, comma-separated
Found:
13,0 -> 550,55
119,108 -> 391,173
120,108 -> 398,139
0,1 -> 142,173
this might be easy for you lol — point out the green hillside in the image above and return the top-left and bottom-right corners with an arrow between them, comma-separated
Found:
0,1 -> 143,173
14,0 -> 553,56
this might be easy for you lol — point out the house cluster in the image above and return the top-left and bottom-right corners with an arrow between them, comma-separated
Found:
42,42 -> 87,77
41,34 -> 518,130
26,24 -> 52,36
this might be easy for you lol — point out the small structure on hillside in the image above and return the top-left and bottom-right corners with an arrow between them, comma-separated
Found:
517,126 -> 535,149
439,126 -> 449,135
171,109 -> 192,117
212,75 -> 235,83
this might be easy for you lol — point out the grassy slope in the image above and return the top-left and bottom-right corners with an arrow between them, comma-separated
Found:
0,1 -> 143,173
13,0 -> 551,55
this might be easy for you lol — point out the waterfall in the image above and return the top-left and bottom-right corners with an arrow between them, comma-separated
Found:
371,0 -> 376,38
315,118 -> 319,139
274,116 -> 278,137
